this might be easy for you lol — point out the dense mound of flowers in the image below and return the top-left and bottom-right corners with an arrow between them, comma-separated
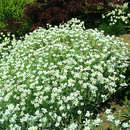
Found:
0,18 -> 128,129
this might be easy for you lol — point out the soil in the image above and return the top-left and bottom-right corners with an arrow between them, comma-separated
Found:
120,34 -> 130,49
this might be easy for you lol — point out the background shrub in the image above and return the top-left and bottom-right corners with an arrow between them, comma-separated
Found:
0,0 -> 34,37
23,0 -> 125,31
0,19 -> 128,129
98,3 -> 130,35
82,0 -> 125,28
0,0 -> 34,21
0,0 -> 125,37
98,23 -> 126,36
0,18 -> 33,38
24,0 -> 85,30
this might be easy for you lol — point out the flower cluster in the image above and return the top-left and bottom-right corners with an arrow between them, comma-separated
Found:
64,108 -> 130,130
102,5 -> 130,26
64,111 -> 102,130
105,109 -> 130,129
0,32 -> 16,60
0,18 -> 128,129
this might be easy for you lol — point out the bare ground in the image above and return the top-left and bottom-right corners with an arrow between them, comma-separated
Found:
120,34 -> 130,49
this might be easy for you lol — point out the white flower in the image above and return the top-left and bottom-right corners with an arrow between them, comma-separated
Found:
84,126 -> 90,130
57,116 -> 62,122
105,109 -> 111,114
28,126 -> 38,130
0,119 -> 4,123
59,105 -> 65,111
62,113 -> 66,118
67,105 -> 70,110
93,118 -> 102,126
107,115 -> 115,121
55,122 -> 60,127
10,127 -> 16,130
122,122 -> 129,128
115,120 -> 121,126
41,108 -> 47,113
77,110 -> 82,115
68,123 -> 78,130
84,119 -> 90,125
123,3 -> 128,8
109,23 -> 113,26
85,111 -> 91,117
102,14 -> 105,18
7,104 -> 14,111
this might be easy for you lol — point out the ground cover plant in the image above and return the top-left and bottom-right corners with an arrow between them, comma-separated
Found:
0,32 -> 18,62
0,18 -> 129,129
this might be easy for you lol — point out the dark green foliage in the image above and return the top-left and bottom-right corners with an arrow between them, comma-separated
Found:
98,4 -> 130,36
125,65 -> 130,93
0,18 -> 33,38
0,0 -> 126,37
98,23 -> 126,36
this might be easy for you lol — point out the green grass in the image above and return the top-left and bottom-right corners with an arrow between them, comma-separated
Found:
0,0 -> 34,21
